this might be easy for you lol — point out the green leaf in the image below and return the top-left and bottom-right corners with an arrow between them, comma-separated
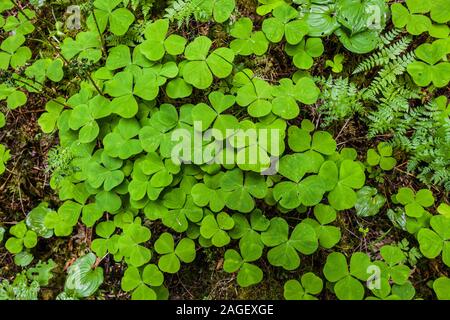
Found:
349,252 -> 371,281
175,238 -> 196,263
166,78 -> 192,99
408,15 -> 432,35
23,230 -> 37,249
311,131 -> 336,155
262,4 -> 308,45
158,253 -> 180,274
0,112 -> 4,129
236,78 -> 273,118
287,126 -> 311,152
284,280 -> 305,300
155,233 -> 196,272
261,217 -> 288,247
142,264 -> 164,287
131,284 -> 157,300
0,227 -> 4,243
396,188 -> 434,218
290,222 -> 318,255
183,39 -> 235,90
339,159 -> 366,188
430,0 -> 450,23
141,19 -> 169,61
408,40 -> 450,87
335,29 -> 379,54
192,103 -> 217,131
44,201 -> 82,237
7,90 -> 27,109
325,54 -> 345,73
212,0 -> 236,23
221,170 -> 267,213
262,18 -> 284,43
65,253 -> 103,298
0,144 -> 10,175
416,42 -> 448,65
286,38 -> 324,70
165,35 -> 187,56
418,228 -> 443,259
334,276 -> 365,300
185,36 -> 211,60
302,272 -> 323,293
183,61 -> 212,90
380,245 -> 406,266
434,277 -> 450,300
304,4 -> 340,37
155,232 -> 175,255
323,252 -> 348,282
95,2 -> 135,36
200,213 -> 233,247
355,187 -> 386,217
207,48 -> 235,78
223,249 -> 243,273
329,160 -> 366,210
438,203 -> 450,218
61,31 -> 102,61
5,237 -> 23,254
406,0 -> 431,14
267,242 -> 300,270
314,204 -> 336,225
284,272 -> 323,300
103,118 -> 143,159
391,4 -> 410,28
121,266 -> 143,292
106,45 -> 131,70
121,265 -> 161,300
230,18 -> 269,56
14,251 -> 33,267
237,263 -> 263,287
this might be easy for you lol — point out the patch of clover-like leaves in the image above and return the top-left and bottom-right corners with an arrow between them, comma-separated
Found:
12,12 -> 372,299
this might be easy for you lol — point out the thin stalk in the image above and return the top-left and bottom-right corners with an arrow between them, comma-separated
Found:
91,9 -> 106,55
12,76 -> 69,109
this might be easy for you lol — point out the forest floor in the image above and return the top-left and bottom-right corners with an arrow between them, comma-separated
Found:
0,0 -> 448,300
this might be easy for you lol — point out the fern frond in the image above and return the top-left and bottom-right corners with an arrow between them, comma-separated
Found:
165,0 -> 210,27
363,52 -> 416,98
315,76 -> 364,126
391,97 -> 450,190
353,35 -> 412,74
128,0 -> 155,17
379,28 -> 402,47
106,20 -> 150,47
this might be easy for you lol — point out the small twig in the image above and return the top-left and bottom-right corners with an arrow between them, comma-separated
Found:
335,118 -> 351,141
337,136 -> 367,146
17,186 -> 26,216
394,167 -> 416,178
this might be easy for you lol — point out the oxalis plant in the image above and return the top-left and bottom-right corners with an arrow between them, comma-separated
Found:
0,0 -> 449,301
